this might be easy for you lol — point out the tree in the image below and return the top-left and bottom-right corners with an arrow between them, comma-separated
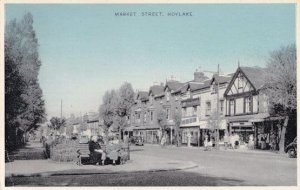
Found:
173,109 -> 182,146
99,90 -> 118,143
49,117 -> 66,133
114,82 -> 135,140
156,106 -> 167,144
264,44 -> 296,153
5,12 -> 46,150
207,111 -> 219,147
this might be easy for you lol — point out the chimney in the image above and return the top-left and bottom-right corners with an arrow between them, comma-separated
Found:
194,70 -> 207,82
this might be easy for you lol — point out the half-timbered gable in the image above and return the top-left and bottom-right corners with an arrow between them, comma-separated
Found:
224,67 -> 267,116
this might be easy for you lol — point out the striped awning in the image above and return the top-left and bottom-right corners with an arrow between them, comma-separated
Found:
249,113 -> 270,122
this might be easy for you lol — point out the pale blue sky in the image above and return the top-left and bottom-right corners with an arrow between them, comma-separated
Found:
5,4 -> 296,118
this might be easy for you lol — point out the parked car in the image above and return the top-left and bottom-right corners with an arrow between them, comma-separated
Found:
134,136 -> 144,146
79,135 -> 89,144
285,137 -> 297,158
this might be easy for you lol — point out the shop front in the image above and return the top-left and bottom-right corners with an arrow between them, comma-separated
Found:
132,126 -> 160,144
250,114 -> 283,150
180,116 -> 202,146
228,121 -> 254,145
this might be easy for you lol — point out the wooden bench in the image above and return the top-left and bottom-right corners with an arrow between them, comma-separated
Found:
76,143 -> 129,166
76,143 -> 90,166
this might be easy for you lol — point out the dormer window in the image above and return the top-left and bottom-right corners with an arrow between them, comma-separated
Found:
149,95 -> 153,104
166,91 -> 170,102
211,82 -> 217,94
187,90 -> 191,99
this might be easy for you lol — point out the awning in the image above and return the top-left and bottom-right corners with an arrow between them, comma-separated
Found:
132,125 -> 160,130
227,114 -> 256,122
180,117 -> 200,128
199,120 -> 208,129
135,108 -> 142,112
124,126 -> 135,131
249,113 -> 270,123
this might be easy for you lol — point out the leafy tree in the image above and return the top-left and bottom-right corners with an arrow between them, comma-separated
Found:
99,90 -> 118,142
207,111 -> 219,148
114,82 -> 135,140
49,117 -> 66,133
5,12 -> 45,150
264,44 -> 296,153
173,108 -> 182,146
156,106 -> 167,143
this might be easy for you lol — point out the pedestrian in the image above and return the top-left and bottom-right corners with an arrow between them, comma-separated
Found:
224,132 -> 229,150
270,132 -> 276,151
204,134 -> 209,151
230,133 -> 235,149
248,134 -> 254,149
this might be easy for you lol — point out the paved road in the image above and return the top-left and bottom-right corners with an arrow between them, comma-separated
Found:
6,144 -> 297,186
139,145 -> 297,186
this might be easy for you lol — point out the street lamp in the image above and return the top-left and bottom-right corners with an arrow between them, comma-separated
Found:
204,64 -> 220,149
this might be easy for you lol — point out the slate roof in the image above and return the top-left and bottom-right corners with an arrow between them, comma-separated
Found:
240,67 -> 267,90
212,73 -> 234,84
149,85 -> 164,96
165,81 -> 185,91
87,113 -> 99,123
137,91 -> 149,101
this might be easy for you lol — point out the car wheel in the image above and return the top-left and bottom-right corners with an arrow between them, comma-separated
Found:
288,148 -> 296,158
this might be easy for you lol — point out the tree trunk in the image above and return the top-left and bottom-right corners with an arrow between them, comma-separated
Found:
279,116 -> 289,153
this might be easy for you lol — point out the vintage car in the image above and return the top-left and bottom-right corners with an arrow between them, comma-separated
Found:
134,136 -> 144,146
79,135 -> 90,144
285,137 -> 297,158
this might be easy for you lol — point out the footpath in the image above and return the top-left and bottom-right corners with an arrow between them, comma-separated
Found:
5,141 -> 197,178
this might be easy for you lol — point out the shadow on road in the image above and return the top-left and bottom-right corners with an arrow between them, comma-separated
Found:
6,170 -> 245,186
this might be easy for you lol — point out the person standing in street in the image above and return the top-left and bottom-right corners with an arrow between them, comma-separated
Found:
224,132 -> 229,150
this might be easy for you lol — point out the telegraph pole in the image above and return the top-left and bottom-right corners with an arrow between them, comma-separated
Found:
216,64 -> 220,149
61,100 -> 63,119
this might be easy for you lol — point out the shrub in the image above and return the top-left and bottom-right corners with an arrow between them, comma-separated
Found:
50,138 -> 78,162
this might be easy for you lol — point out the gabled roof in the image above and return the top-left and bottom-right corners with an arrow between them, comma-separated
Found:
149,85 -> 164,96
164,81 -> 184,92
211,73 -> 234,85
87,113 -> 99,123
136,91 -> 149,101
239,67 -> 267,90
224,66 -> 267,96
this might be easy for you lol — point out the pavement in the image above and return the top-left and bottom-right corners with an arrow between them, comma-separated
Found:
5,150 -> 197,178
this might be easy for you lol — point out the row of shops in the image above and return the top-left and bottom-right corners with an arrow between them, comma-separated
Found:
128,113 -> 284,151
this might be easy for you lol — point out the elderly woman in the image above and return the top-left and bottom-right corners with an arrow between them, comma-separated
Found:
89,136 -> 106,165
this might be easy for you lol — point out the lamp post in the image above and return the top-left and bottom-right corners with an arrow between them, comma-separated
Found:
204,64 -> 220,149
